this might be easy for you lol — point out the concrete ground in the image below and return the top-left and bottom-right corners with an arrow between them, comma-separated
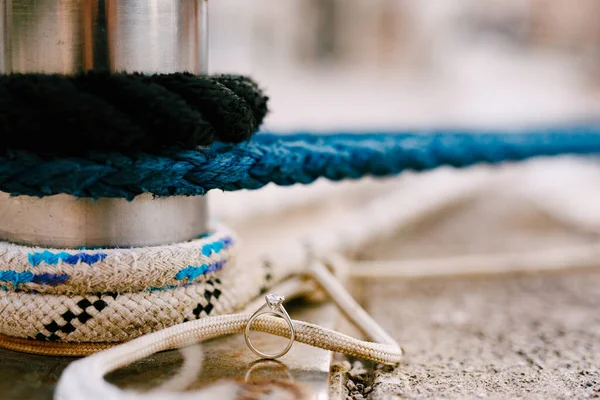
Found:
349,172 -> 600,399
366,270 -> 600,399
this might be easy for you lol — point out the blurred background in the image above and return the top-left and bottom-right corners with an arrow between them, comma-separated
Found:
210,0 -> 600,131
209,0 -> 600,255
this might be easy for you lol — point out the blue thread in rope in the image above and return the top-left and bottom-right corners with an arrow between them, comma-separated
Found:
31,273 -> 70,285
0,270 -> 69,287
201,242 -> 224,257
2,126 -> 600,199
200,237 -> 233,257
28,251 -> 107,267
175,260 -> 227,282
0,271 -> 32,287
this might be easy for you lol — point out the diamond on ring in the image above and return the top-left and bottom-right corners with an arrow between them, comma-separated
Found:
265,294 -> 285,310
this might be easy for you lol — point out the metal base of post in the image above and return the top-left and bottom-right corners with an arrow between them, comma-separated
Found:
0,193 -> 208,248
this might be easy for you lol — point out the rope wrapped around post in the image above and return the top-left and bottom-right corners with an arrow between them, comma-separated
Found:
0,73 -> 268,154
2,126 -> 600,199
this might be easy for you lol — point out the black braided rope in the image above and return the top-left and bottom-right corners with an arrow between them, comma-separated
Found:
0,72 -> 268,155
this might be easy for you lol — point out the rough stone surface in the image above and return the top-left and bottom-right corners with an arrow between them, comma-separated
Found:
353,182 -> 600,399
364,270 -> 600,399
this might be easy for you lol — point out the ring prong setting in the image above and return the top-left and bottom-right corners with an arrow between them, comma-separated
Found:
265,293 -> 285,310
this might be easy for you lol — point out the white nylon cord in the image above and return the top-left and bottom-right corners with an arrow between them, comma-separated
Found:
55,304 -> 402,400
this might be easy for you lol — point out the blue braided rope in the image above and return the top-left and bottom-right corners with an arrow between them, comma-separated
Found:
2,125 -> 600,199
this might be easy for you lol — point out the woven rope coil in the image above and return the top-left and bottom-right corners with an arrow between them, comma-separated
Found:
0,223 -> 299,344
0,276 -> 235,342
0,255 -> 269,344
0,228 -> 235,294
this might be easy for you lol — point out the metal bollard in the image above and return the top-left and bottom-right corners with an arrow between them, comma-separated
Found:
0,0 -> 209,248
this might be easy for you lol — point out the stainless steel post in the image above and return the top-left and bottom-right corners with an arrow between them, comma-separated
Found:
0,0 -> 209,248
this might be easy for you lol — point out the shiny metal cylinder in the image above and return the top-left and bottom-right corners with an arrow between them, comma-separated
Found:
0,0 -> 209,248
0,193 -> 209,249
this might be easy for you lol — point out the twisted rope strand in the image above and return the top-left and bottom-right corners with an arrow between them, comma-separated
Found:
2,127 -> 600,198
0,72 -> 268,154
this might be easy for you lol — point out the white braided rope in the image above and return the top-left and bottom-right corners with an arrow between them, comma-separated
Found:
55,313 -> 403,400
0,228 -> 235,294
0,244 -> 283,342
0,277 -> 232,341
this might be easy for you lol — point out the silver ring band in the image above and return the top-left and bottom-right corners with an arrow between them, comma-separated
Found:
244,294 -> 295,359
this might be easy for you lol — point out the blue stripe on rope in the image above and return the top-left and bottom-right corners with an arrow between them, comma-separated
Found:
201,241 -> 225,257
175,260 -> 227,282
31,273 -> 70,285
2,125 -> 600,199
28,251 -> 107,267
0,270 -> 69,287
